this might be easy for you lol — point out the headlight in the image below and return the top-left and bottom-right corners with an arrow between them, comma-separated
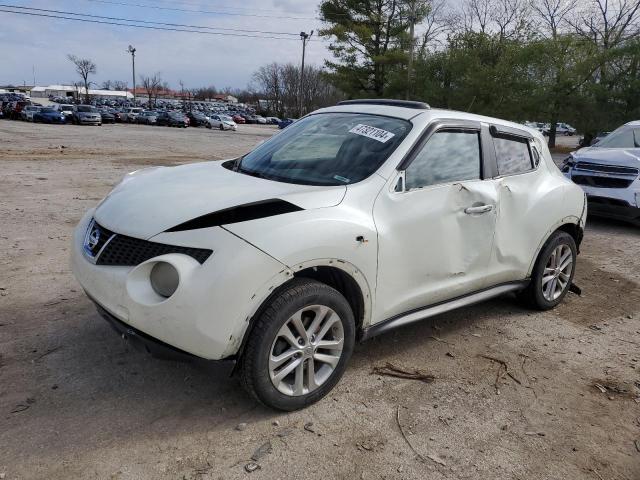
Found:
149,262 -> 179,298
561,154 -> 575,173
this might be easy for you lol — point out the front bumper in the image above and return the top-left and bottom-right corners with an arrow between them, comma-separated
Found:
71,211 -> 290,360
586,195 -> 640,224
78,117 -> 101,124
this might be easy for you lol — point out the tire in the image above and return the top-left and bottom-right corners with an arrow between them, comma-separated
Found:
520,231 -> 576,310
206,123 -> 211,129
239,278 -> 355,411
219,124 -> 224,131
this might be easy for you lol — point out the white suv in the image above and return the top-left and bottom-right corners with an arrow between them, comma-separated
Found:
71,100 -> 586,410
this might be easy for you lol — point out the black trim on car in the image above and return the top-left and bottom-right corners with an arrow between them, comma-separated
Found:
489,124 -> 533,140
338,99 -> 430,110
165,199 -> 304,232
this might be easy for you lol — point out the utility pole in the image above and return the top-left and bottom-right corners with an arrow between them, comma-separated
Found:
127,45 -> 136,105
406,0 -> 416,100
298,30 -> 313,118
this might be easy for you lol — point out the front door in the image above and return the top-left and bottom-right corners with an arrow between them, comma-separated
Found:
372,122 -> 499,324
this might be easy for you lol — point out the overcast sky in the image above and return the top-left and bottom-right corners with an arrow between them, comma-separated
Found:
0,0 -> 330,90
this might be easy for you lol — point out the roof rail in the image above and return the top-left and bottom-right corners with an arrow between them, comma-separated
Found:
337,99 -> 430,110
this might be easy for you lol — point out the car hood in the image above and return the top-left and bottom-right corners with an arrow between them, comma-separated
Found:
94,160 -> 346,239
573,147 -> 640,168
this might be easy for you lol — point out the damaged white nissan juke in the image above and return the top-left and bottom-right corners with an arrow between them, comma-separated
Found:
72,99 -> 586,410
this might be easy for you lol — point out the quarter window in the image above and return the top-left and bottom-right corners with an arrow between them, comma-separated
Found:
494,136 -> 533,175
405,130 -> 481,190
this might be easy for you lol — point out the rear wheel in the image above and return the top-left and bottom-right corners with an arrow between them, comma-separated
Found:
239,278 -> 355,411
520,231 -> 576,310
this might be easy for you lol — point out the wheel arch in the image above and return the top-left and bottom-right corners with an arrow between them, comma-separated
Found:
232,259 -> 372,368
527,216 -> 583,276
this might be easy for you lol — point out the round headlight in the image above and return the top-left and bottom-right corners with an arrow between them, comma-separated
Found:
149,262 -> 179,298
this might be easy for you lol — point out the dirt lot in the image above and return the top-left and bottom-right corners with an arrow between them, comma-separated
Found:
1,121 -> 639,480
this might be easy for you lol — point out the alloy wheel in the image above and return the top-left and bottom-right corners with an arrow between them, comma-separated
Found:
269,305 -> 344,396
542,244 -> 573,301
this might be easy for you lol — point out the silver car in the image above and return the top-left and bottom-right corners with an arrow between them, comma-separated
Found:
563,120 -> 640,225
73,105 -> 102,126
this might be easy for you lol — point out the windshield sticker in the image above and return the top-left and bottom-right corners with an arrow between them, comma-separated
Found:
349,124 -> 395,143
333,175 -> 350,183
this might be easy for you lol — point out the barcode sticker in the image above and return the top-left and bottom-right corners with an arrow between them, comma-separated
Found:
349,124 -> 395,143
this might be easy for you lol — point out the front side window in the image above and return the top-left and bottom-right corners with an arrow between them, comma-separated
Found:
595,127 -> 640,148
494,136 -> 533,175
405,130 -> 481,190
237,113 -> 412,186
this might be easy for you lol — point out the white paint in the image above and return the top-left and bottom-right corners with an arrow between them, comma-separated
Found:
71,104 -> 586,361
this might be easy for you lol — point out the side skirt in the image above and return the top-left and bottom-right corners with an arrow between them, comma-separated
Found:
361,281 -> 529,341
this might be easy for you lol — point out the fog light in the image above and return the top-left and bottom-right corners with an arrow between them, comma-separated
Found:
150,262 -> 179,298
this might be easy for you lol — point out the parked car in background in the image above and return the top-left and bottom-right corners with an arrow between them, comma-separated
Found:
98,108 -> 116,124
254,115 -> 267,125
206,114 -> 237,131
72,105 -> 102,125
122,107 -> 143,123
21,105 -> 41,122
136,111 -> 158,125
156,111 -> 189,127
278,118 -> 295,129
232,114 -> 246,124
71,99 -> 586,411
545,122 -> 576,136
33,107 -> 66,124
266,117 -> 281,125
186,111 -> 208,127
563,120 -> 639,225
55,104 -> 75,119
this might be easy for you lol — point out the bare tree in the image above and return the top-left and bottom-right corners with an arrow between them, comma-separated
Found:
253,63 -> 284,117
418,0 -> 451,53
140,72 -> 163,108
570,0 -> 640,48
101,80 -> 113,90
462,0 -> 492,33
531,0 -> 577,38
492,0 -> 531,40
112,80 -> 128,91
67,54 -> 96,103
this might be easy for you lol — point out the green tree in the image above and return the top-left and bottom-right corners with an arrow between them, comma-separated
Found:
319,0 -> 428,97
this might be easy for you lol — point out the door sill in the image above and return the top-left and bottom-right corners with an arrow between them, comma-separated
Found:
361,281 -> 529,341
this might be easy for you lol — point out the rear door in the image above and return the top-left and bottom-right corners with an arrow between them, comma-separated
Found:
372,120 -> 500,323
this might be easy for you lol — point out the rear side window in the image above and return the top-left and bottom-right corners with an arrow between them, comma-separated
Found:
494,136 -> 533,175
405,130 -> 481,190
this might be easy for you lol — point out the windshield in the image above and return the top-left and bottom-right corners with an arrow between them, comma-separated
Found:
77,106 -> 97,112
596,126 -> 640,148
237,113 -> 411,186
41,108 -> 55,113
220,115 -> 232,121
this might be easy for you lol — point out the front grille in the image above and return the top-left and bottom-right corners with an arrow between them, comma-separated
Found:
572,175 -> 634,189
575,161 -> 639,176
86,221 -> 212,266
84,221 -> 114,257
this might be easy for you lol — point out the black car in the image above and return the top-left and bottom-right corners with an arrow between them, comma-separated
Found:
99,108 -> 116,124
156,111 -> 189,127
186,111 -> 207,127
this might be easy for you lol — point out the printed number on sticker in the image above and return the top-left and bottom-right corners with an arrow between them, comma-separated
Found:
349,124 -> 395,143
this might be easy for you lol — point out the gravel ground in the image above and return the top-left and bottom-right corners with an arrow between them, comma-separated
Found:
0,121 -> 638,480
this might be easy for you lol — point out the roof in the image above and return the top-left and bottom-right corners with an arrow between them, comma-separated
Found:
312,102 -> 541,137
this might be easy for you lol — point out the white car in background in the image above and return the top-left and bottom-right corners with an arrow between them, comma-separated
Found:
207,114 -> 237,131
56,104 -> 74,116
122,107 -> 143,123
72,99 -> 586,411
21,105 -> 41,121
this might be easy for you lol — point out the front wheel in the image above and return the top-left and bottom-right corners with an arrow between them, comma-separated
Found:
520,231 -> 576,310
239,278 -> 355,411
219,124 -> 224,131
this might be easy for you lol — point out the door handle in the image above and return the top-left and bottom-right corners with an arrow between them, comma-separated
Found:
464,204 -> 494,214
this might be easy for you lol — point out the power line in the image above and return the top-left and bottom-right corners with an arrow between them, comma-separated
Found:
0,4 -> 301,36
0,8 -> 304,39
103,0 -> 312,16
83,0 -> 318,20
